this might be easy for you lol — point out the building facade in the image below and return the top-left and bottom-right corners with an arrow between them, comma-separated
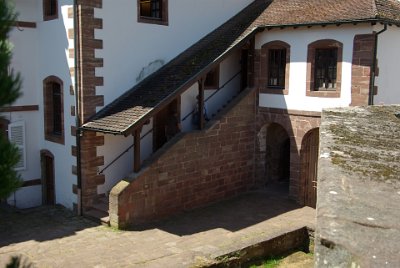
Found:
3,0 -> 400,227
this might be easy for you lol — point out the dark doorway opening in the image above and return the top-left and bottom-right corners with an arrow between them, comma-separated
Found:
241,49 -> 249,92
153,99 -> 179,151
41,150 -> 55,205
265,123 -> 290,194
301,128 -> 319,208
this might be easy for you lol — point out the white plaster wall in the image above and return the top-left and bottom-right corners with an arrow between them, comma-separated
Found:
205,50 -> 241,117
140,118 -> 154,163
9,27 -> 39,106
374,26 -> 400,105
97,134 -> 133,194
8,186 -> 42,209
7,1 -> 76,209
180,83 -> 199,131
14,0 -> 40,22
257,25 -> 374,111
37,2 -> 76,209
97,119 -> 154,194
95,0 -> 253,107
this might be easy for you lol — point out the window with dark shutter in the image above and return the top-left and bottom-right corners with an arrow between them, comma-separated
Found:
43,0 -> 58,21
138,0 -> 168,25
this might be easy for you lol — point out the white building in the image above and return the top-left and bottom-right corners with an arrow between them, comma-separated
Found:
2,0 -> 400,228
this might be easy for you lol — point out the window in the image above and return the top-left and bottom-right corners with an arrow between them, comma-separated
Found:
314,48 -> 338,90
138,0 -> 168,25
8,121 -> 27,170
43,0 -> 58,21
268,49 -> 286,88
260,41 -> 290,94
43,76 -> 64,144
204,66 -> 219,89
307,39 -> 342,98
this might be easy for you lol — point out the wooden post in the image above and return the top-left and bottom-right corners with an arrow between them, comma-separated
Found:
133,127 -> 141,173
198,79 -> 205,130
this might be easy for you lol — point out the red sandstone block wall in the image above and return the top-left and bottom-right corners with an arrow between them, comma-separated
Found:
110,88 -> 257,227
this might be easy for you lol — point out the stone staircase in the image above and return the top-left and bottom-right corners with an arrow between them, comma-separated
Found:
84,195 -> 110,226
87,91 -> 244,227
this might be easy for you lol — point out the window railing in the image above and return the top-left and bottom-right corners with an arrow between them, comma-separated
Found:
181,69 -> 241,122
98,128 -> 153,175
98,69 -> 242,175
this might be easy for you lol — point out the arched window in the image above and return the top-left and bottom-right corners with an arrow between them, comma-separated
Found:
260,41 -> 290,94
43,0 -> 58,21
306,39 -> 343,98
43,76 -> 64,144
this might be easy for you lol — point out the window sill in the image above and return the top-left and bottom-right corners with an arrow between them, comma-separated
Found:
306,90 -> 341,98
45,133 -> 65,145
260,87 -> 289,95
43,15 -> 58,21
138,16 -> 168,26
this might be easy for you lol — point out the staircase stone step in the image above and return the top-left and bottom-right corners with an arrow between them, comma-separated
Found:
84,208 -> 110,226
92,201 -> 108,213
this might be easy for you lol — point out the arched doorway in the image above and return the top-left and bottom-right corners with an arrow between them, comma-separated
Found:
301,128 -> 319,208
41,150 -> 55,205
265,123 -> 290,194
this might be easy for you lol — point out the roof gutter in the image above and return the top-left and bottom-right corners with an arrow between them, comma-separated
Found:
369,23 -> 387,105
259,18 -> 398,30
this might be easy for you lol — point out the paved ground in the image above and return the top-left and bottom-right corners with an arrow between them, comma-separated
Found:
0,191 -> 315,267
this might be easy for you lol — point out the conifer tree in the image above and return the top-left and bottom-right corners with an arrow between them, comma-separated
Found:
0,0 -> 22,199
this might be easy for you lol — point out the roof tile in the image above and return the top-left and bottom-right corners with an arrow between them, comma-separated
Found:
82,0 -> 400,134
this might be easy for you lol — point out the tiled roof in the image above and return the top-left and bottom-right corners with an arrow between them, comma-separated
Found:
256,0 -> 400,26
82,0 -> 269,134
82,0 -> 400,135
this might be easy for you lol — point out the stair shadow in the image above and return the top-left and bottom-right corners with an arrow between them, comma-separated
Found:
0,205 -> 97,247
127,191 -> 301,236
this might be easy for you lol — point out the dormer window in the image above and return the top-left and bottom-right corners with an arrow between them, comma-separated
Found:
43,0 -> 58,21
138,0 -> 168,25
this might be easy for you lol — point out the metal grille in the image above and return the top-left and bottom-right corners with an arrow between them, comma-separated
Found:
267,49 -> 286,88
314,48 -> 337,91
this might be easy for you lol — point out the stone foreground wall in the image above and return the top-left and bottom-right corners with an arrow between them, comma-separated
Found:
109,88 -> 257,228
315,106 -> 400,267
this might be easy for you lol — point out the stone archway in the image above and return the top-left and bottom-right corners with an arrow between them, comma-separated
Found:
264,123 -> 291,193
300,128 -> 320,208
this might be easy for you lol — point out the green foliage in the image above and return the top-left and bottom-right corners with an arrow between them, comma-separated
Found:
0,0 -> 22,199
0,135 -> 22,198
0,0 -> 21,108
249,257 -> 283,268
